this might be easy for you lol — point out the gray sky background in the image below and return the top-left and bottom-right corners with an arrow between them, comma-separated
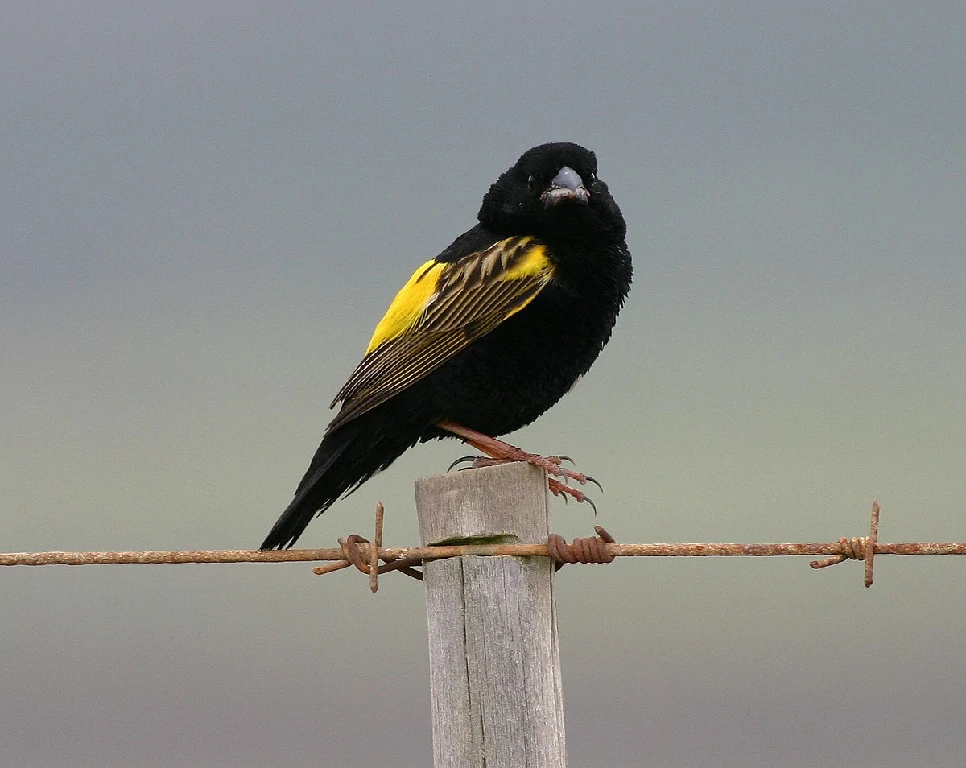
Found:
2,2 -> 965,766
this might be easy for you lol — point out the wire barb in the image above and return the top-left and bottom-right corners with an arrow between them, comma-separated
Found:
866,499 -> 880,588
369,502 -> 384,592
312,502 -> 424,585
809,500 -> 881,586
547,525 -> 616,570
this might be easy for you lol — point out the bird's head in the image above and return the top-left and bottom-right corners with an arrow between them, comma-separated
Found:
477,142 -> 624,239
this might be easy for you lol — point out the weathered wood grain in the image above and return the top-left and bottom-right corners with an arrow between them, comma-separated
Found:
416,462 -> 566,768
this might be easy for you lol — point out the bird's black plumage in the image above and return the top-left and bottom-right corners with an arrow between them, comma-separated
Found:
260,142 -> 632,549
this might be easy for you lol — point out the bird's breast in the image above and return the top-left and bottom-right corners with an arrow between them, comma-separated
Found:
425,242 -> 630,436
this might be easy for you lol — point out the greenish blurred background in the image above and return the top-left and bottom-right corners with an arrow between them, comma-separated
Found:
2,2 -> 964,766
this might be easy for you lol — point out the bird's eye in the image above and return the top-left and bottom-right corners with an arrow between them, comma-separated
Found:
527,175 -> 539,193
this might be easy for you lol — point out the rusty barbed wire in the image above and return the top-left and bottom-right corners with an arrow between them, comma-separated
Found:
8,538 -> 965,567
2,502 -> 964,587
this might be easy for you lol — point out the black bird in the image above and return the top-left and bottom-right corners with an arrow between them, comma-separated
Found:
261,142 -> 632,549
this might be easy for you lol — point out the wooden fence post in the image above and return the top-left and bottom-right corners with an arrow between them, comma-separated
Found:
416,461 -> 567,768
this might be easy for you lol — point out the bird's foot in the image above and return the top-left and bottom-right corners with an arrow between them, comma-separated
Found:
438,420 -> 602,511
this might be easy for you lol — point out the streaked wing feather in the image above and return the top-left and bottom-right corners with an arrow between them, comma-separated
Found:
327,236 -> 553,430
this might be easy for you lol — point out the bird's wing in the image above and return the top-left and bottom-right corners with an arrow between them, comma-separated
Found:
327,235 -> 555,430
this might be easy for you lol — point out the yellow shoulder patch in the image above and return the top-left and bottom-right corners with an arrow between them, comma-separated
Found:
501,238 -> 551,282
366,260 -> 445,353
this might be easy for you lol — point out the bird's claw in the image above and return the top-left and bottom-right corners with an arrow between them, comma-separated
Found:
548,478 -> 598,515
448,455 -> 481,471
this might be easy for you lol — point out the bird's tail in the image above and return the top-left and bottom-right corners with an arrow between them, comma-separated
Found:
260,405 -> 429,550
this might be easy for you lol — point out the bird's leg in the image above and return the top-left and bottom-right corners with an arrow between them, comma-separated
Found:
437,420 -> 587,479
437,420 -> 602,508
